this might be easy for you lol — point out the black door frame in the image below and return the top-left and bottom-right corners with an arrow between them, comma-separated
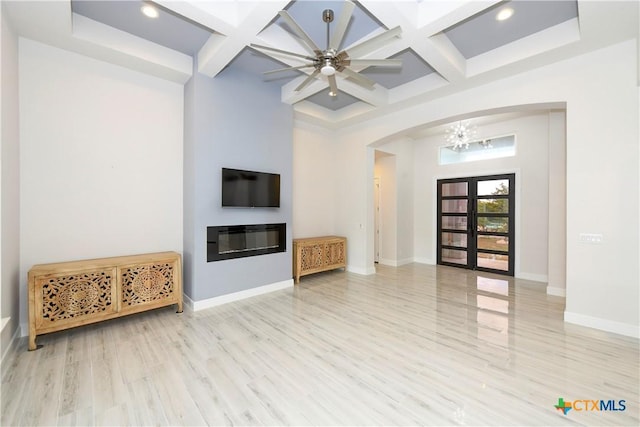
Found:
437,173 -> 515,276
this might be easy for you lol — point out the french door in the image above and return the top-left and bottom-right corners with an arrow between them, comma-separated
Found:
437,174 -> 515,276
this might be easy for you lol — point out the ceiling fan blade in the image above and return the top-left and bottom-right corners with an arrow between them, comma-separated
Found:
250,44 -> 316,61
345,26 -> 402,59
264,64 -> 316,75
278,11 -> 322,56
295,69 -> 321,92
328,74 -> 339,96
329,0 -> 355,51
339,68 -> 376,89
348,59 -> 402,68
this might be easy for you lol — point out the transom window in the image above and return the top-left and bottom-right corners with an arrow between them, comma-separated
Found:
439,134 -> 516,165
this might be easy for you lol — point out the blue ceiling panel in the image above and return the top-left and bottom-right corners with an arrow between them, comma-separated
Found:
306,88 -> 362,111
278,0 -> 384,52
360,48 -> 435,89
444,0 -> 579,59
71,0 -> 213,56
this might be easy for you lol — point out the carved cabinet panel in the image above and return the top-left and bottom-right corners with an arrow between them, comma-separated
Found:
28,252 -> 182,350
34,268 -> 118,330
293,236 -> 347,283
120,262 -> 177,311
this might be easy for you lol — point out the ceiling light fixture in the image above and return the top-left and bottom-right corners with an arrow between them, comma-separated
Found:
141,4 -> 159,19
496,7 -> 514,21
446,121 -> 476,150
320,59 -> 336,76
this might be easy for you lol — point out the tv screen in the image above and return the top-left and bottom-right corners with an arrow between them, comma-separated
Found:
222,168 -> 280,208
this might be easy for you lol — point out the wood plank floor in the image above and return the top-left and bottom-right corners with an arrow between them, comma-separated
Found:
2,263 -> 638,426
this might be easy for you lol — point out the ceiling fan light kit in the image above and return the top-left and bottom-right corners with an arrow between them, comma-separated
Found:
251,0 -> 402,98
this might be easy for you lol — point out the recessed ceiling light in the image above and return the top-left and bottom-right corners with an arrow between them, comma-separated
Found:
141,4 -> 159,19
496,7 -> 514,21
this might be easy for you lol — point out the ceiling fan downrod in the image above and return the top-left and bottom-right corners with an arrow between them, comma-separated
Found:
320,9 -> 336,79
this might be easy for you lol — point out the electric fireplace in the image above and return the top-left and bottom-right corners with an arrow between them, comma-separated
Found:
207,223 -> 286,262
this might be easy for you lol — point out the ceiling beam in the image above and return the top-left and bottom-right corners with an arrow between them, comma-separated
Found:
357,0 -> 500,84
160,1 -> 290,78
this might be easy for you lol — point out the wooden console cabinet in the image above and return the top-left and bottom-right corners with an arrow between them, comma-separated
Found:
293,236 -> 346,283
28,251 -> 183,350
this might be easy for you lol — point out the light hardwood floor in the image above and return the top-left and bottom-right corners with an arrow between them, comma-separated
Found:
2,263 -> 638,426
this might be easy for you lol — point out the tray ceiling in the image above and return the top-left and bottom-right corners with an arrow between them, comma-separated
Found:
5,0 -> 638,127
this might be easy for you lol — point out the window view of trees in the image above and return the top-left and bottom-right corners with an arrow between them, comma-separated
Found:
477,182 -> 509,233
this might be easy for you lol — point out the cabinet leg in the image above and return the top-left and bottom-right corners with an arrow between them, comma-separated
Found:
28,335 -> 37,351
176,301 -> 183,313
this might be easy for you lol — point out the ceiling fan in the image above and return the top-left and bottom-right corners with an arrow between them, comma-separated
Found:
250,1 -> 402,97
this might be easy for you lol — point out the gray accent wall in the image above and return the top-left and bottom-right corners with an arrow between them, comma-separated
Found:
183,64 -> 293,302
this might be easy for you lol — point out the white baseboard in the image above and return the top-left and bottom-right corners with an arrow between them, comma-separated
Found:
413,257 -> 435,265
186,279 -> 294,312
565,311 -> 639,339
515,272 -> 548,283
1,317 -> 9,333
347,265 -> 376,275
547,286 -> 566,297
378,258 -> 414,267
1,320 -> 21,364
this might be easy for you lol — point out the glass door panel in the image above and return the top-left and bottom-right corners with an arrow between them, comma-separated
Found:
477,216 -> 509,233
477,199 -> 509,213
442,182 -> 468,197
442,199 -> 467,213
477,235 -> 509,252
441,232 -> 467,248
477,179 -> 509,196
442,249 -> 468,265
477,253 -> 509,272
442,216 -> 467,230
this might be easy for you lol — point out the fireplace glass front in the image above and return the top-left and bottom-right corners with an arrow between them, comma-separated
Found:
207,223 -> 286,262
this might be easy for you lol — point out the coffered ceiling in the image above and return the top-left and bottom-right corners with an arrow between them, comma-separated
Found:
4,1 -> 638,128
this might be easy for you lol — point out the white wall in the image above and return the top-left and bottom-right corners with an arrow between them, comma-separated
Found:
331,40 -> 638,337
19,39 -> 183,330
547,111 -> 566,296
411,113 -> 551,280
1,1 -> 21,359
292,122 -> 337,238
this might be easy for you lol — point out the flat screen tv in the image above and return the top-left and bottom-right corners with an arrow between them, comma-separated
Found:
222,168 -> 280,208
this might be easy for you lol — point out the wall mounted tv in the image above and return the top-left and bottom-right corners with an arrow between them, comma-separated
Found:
222,168 -> 280,208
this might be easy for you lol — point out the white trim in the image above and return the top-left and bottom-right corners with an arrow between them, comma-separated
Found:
564,311 -> 640,339
413,257 -> 435,265
347,265 -> 376,275
182,294 -> 196,312
515,272 -> 548,283
546,286 -> 566,297
0,317 -> 9,333
1,322 -> 22,364
186,279 -> 294,312
378,257 -> 413,267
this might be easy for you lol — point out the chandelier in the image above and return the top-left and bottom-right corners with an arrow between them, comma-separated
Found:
446,121 -> 476,150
